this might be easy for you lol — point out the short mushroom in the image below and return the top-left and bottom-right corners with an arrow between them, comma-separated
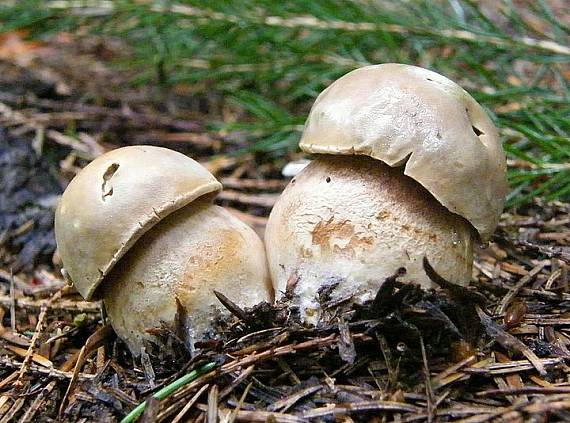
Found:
265,63 -> 508,323
55,146 -> 273,353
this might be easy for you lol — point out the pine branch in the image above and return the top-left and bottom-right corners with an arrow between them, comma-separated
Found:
0,0 -> 568,205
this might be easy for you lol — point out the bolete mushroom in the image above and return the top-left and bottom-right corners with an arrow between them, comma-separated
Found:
265,63 -> 508,322
55,146 -> 273,353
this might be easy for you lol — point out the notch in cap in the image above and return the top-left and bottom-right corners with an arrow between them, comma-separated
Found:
55,146 -> 222,299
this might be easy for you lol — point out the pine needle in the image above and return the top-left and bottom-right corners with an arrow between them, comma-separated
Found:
120,362 -> 216,423
1,0 -> 568,205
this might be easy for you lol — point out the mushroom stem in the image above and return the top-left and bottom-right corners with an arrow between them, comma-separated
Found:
265,155 -> 476,323
102,197 -> 272,353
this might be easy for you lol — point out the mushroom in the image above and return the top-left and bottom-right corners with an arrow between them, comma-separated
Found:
265,64 -> 508,323
55,145 -> 273,353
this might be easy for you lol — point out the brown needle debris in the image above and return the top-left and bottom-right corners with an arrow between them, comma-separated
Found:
0,37 -> 569,421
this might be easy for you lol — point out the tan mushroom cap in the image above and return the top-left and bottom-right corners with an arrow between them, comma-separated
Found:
55,145 -> 222,300
300,63 -> 508,240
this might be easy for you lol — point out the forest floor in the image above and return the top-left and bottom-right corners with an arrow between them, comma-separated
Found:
0,29 -> 569,422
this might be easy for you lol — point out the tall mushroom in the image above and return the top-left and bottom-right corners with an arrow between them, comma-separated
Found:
265,64 -> 508,323
55,146 -> 273,353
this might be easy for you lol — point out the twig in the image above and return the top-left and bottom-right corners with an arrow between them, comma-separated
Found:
19,350 -> 81,423
206,385 -> 218,423
520,287 -> 570,302
476,306 -> 546,376
170,384 -> 209,423
337,316 -> 356,364
140,347 -> 156,388
218,409 -> 308,423
151,3 -> 570,55
0,393 -> 26,423
420,337 -> 435,423
496,262 -> 547,314
59,324 -> 114,416
444,357 -> 562,376
228,382 -> 252,423
0,358 -> 96,380
0,372 -> 18,390
17,304 -> 48,384
0,295 -> 100,312
213,291 -> 248,322
0,270 -> 28,295
219,366 -> 255,400
268,385 -> 323,412
217,190 -> 279,208
455,394 -> 570,422
477,386 -> 570,397
432,355 -> 477,389
20,380 -> 57,422
523,316 -> 570,326
377,333 -> 398,387
275,359 -> 300,385
9,270 -> 15,332
301,400 -> 421,418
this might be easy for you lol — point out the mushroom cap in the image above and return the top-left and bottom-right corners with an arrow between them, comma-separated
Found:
102,201 -> 273,354
55,145 -> 222,300
300,63 -> 508,240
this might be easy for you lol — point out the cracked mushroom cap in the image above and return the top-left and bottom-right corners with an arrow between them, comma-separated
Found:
55,146 -> 222,300
300,63 -> 508,240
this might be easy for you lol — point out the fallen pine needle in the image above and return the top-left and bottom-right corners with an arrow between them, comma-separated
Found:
476,306 -> 547,376
120,362 -> 217,423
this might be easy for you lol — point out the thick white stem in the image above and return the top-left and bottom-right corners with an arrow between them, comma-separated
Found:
102,199 -> 272,354
265,155 -> 475,323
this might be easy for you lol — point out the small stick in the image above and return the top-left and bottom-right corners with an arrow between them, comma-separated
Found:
0,358 -> 96,380
213,290 -> 248,321
377,333 -> 398,387
477,386 -> 570,397
0,394 -> 26,423
497,262 -> 547,314
420,337 -> 435,423
20,380 -> 57,422
302,400 -> 421,418
171,384 -> 209,423
17,304 -> 48,384
9,269 -> 15,332
228,382 -> 253,423
268,385 -> 322,413
219,365 -> 255,400
0,295 -> 100,312
206,385 -> 218,423
0,372 -> 18,390
59,325 -> 114,416
476,306 -> 546,375
431,355 -> 477,389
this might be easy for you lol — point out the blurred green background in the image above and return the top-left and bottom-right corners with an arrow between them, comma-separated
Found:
1,0 -> 569,207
